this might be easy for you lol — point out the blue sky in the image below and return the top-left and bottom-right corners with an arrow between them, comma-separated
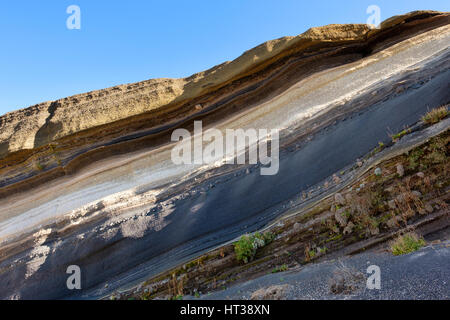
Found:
0,0 -> 448,115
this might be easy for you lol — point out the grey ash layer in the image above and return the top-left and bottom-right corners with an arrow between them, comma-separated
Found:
1,44 -> 448,299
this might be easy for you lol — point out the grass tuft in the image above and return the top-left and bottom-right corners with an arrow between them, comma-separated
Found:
271,264 -> 288,273
422,106 -> 448,124
391,128 -> 411,142
390,232 -> 426,256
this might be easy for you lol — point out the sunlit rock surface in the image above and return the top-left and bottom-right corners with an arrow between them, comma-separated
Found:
0,11 -> 449,299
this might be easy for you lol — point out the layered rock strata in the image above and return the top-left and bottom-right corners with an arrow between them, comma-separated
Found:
0,11 -> 449,299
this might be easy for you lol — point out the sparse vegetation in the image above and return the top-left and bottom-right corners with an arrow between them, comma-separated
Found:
407,135 -> 447,171
390,232 -> 426,256
394,179 -> 424,221
234,232 -> 274,263
376,142 -> 385,152
49,144 -> 63,166
391,128 -> 411,142
408,148 -> 424,170
370,141 -> 386,156
304,243 -> 315,262
168,273 -> 184,299
422,106 -> 448,124
127,131 -> 448,301
272,264 -> 288,273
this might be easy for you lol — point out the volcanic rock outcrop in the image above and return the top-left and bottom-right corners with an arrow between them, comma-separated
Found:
0,11 -> 449,299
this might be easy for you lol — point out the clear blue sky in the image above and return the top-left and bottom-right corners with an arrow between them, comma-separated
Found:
0,0 -> 448,115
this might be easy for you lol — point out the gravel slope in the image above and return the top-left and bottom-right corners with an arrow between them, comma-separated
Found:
197,240 -> 450,300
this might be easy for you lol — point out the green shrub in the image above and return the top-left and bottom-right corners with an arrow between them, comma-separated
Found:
260,231 -> 275,244
234,235 -> 256,263
390,233 -> 426,256
234,232 -> 274,263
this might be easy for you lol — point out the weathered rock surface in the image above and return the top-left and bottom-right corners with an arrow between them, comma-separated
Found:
250,285 -> 289,300
0,11 -> 449,300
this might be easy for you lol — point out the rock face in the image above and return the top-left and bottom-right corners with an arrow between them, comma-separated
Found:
335,209 -> 348,227
397,163 -> 405,177
334,193 -> 346,206
1,25 -> 375,157
0,11 -> 449,300
0,11 -> 447,164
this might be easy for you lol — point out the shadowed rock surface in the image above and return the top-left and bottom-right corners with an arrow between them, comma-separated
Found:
0,11 -> 449,300
195,241 -> 450,300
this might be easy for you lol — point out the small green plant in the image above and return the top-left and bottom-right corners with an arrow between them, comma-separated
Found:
369,218 -> 379,229
372,142 -> 385,155
271,264 -> 288,273
390,232 -> 426,256
259,231 -> 275,244
425,138 -> 447,165
194,291 -> 200,298
408,149 -> 424,170
326,234 -> 343,243
422,106 -> 448,124
234,232 -> 274,263
140,292 -> 151,300
391,128 -> 411,142
344,210 -> 351,218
